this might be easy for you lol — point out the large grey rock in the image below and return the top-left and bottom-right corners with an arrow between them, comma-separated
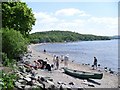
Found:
34,81 -> 44,88
24,85 -> 31,89
31,85 -> 40,89
15,81 -> 25,89
18,79 -> 26,84
24,77 -> 31,82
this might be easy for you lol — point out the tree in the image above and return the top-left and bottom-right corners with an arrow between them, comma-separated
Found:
2,28 -> 28,59
2,2 -> 36,36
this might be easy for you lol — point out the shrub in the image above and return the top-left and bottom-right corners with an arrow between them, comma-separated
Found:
2,28 -> 28,59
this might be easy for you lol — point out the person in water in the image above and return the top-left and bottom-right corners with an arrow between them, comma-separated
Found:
44,49 -> 46,53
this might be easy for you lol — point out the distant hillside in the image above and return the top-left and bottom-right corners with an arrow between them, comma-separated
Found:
29,30 -> 111,43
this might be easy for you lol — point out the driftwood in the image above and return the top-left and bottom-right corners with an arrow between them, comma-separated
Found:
82,80 -> 95,87
87,79 -> 101,85
46,79 -> 54,85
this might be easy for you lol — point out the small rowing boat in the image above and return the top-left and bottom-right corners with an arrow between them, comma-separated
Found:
63,68 -> 103,79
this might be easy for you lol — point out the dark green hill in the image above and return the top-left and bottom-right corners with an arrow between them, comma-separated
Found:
29,30 -> 111,43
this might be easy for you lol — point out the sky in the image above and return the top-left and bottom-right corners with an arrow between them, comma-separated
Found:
24,0 -> 118,36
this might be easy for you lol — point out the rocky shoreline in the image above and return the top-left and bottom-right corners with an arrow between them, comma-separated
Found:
13,43 -> 118,89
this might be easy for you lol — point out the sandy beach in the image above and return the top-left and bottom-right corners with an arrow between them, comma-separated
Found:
23,43 -> 118,88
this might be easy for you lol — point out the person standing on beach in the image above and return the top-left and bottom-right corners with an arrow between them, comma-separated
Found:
60,55 -> 64,63
56,56 -> 59,70
53,55 -> 56,68
64,55 -> 69,67
93,57 -> 97,70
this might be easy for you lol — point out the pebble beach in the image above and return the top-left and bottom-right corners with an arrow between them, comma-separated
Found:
20,43 -> 118,89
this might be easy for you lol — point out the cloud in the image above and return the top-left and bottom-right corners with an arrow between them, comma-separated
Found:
34,12 -> 58,23
88,17 -> 117,25
32,9 -> 118,36
88,17 -> 118,29
55,8 -> 90,16
34,12 -> 50,19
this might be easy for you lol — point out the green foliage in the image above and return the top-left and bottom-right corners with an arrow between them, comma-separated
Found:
2,53 -> 16,67
29,30 -> 111,43
0,71 -> 18,90
2,28 -> 28,59
2,53 -> 11,67
2,2 -> 36,36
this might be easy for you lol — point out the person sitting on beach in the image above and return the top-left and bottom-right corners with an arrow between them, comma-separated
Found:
37,59 -> 45,69
93,57 -> 97,70
42,61 -> 51,71
33,60 -> 41,70
37,59 -> 43,63
45,63 -> 51,71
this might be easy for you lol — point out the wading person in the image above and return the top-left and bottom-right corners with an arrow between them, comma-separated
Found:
44,49 -> 46,53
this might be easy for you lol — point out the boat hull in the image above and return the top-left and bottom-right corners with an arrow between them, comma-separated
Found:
63,68 -> 103,79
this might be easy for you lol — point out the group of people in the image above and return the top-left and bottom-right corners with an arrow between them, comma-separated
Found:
24,59 -> 52,71
42,49 -> 98,70
52,54 -> 99,70
52,55 -> 98,70
52,54 -> 69,70
24,51 -> 98,72
24,54 -> 70,72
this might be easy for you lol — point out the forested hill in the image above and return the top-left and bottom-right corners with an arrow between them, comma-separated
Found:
29,30 -> 111,43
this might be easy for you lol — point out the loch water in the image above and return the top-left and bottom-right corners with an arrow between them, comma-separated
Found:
35,40 -> 118,72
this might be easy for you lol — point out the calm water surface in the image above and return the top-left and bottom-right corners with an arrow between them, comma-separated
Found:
35,40 -> 118,72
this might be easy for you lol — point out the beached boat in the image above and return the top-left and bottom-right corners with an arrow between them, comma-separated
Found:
63,68 -> 103,79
